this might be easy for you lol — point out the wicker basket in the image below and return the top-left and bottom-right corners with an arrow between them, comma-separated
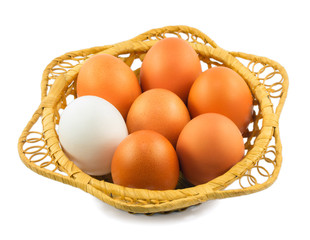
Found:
18,25 -> 288,214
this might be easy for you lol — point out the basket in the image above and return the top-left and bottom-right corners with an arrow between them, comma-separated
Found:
18,25 -> 288,214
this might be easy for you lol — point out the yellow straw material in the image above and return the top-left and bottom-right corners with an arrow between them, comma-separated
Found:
18,25 -> 288,214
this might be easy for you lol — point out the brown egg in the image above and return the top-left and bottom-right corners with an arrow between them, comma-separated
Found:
140,38 -> 202,102
126,88 -> 190,147
111,130 -> 180,190
77,53 -> 141,119
176,113 -> 244,185
188,66 -> 253,133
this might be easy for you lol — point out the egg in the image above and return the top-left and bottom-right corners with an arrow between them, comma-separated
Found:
58,96 -> 128,176
140,38 -> 202,102
176,113 -> 244,185
126,88 -> 190,147
77,53 -> 142,119
111,130 -> 180,190
188,66 -> 253,133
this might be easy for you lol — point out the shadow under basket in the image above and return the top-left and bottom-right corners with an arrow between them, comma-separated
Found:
18,25 -> 288,214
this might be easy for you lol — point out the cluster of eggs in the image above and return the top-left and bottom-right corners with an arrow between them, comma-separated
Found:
58,37 -> 253,190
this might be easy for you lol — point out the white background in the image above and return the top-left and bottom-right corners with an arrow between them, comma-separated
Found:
1,0 -> 309,239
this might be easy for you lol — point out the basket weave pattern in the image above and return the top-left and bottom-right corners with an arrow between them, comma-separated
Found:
18,26 -> 288,214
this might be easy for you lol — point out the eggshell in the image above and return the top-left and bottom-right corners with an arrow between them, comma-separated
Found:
111,130 -> 180,190
58,96 -> 128,176
140,38 -> 202,102
176,113 -> 244,185
77,53 -> 141,119
126,88 -> 190,147
188,66 -> 253,133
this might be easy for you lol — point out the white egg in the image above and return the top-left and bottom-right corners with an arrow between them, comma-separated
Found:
58,96 -> 128,176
